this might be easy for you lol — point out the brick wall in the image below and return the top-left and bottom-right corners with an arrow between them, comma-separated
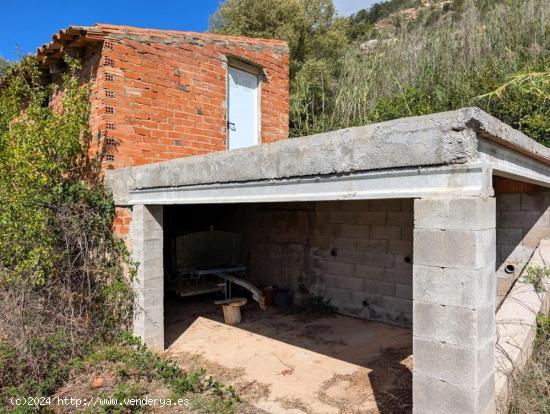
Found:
495,177 -> 550,305
243,199 -> 414,326
93,26 -> 289,168
46,25 -> 289,170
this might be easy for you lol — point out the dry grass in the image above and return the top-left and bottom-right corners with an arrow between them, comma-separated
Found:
290,0 -> 549,137
507,314 -> 550,414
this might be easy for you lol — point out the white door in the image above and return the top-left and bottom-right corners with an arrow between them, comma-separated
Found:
227,66 -> 259,150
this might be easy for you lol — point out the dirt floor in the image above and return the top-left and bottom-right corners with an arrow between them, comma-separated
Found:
164,295 -> 413,414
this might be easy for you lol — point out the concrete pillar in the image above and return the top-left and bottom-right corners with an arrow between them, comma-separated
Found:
413,197 -> 496,414
131,204 -> 164,352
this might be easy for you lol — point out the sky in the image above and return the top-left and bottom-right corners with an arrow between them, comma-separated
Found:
334,0 -> 379,16
0,0 -> 376,61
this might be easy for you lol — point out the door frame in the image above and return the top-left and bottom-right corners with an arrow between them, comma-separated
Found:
226,57 -> 263,150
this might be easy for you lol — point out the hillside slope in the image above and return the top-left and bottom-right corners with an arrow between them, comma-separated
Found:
291,0 -> 549,146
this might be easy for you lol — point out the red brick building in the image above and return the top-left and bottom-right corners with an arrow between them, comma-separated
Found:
38,24 -> 290,169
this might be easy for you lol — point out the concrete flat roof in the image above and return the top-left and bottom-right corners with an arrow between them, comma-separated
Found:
106,107 -> 550,205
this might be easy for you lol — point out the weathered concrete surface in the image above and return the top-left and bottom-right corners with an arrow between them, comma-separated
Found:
105,107 -> 550,205
495,239 -> 550,413
165,303 -> 412,414
131,205 -> 164,352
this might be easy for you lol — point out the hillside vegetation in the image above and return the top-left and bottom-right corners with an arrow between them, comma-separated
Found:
0,59 -> 240,413
212,0 -> 549,145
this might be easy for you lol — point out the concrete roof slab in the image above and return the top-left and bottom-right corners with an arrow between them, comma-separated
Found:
106,108 -> 550,205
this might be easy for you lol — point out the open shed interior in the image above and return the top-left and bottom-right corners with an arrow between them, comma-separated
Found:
161,199 -> 415,413
163,199 -> 415,326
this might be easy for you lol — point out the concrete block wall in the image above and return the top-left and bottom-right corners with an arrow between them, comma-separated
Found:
413,197 -> 496,414
243,199 -> 414,326
494,177 -> 550,305
310,199 -> 413,326
131,205 -> 164,352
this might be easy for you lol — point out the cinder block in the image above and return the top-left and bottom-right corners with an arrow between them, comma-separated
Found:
355,264 -> 385,280
340,200 -> 370,211
315,201 -> 341,212
369,199 -> 402,212
496,227 -> 523,246
496,193 -> 520,211
400,199 -> 414,212
413,370 -> 495,414
356,212 -> 386,225
520,192 -> 548,211
336,224 -> 369,238
395,283 -> 412,299
364,279 -> 395,296
310,247 -> 331,260
134,305 -> 163,333
329,211 -> 357,224
336,275 -> 364,291
319,286 -> 354,303
316,273 -> 337,287
413,302 -> 495,348
387,212 -> 413,226
330,236 -> 356,250
354,292 -> 384,307
142,335 -> 164,353
134,275 -> 164,290
380,295 -> 412,314
313,211 -> 330,225
401,225 -> 413,241
500,211 -> 545,228
414,228 -> 495,270
415,197 -> 495,230
135,287 -> 164,308
337,249 -> 366,264
413,264 -> 495,308
370,225 -> 402,240
131,204 -> 164,350
311,234 -> 330,249
356,239 -> 387,253
388,240 -> 413,255
364,252 -> 395,268
326,261 -> 354,277
384,267 -> 412,284
413,337 -> 494,388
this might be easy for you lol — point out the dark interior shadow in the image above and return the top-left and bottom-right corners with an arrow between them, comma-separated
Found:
368,347 -> 412,414
494,177 -> 550,307
495,177 -> 550,271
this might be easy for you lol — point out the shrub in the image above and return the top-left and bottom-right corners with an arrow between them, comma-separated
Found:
0,57 -> 133,404
291,0 -> 550,144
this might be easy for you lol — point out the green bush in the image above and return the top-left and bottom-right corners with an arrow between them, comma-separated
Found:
0,57 -> 133,405
324,0 -> 549,143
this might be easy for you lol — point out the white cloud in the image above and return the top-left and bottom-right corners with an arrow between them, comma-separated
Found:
333,0 -> 379,16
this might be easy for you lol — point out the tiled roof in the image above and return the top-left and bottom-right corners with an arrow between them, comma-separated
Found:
36,23 -> 288,68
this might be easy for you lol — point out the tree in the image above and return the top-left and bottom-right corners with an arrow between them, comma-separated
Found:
210,0 -> 350,135
210,0 -> 348,77
0,57 -> 8,75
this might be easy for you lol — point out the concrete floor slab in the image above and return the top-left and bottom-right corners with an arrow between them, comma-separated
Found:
164,298 -> 412,413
